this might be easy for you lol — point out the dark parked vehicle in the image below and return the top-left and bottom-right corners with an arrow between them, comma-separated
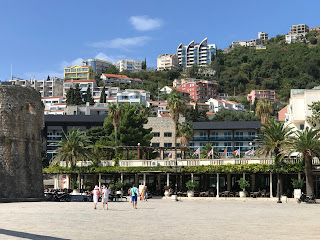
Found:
297,193 -> 316,204
53,190 -> 71,202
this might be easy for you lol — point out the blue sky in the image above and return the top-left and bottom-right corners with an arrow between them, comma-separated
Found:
0,0 -> 320,81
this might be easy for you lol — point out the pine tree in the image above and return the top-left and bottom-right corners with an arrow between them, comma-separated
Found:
84,86 -> 94,105
73,84 -> 83,105
66,87 -> 74,105
142,58 -> 146,70
99,86 -> 106,103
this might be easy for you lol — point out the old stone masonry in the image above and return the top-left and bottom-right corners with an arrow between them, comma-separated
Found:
0,86 -> 44,199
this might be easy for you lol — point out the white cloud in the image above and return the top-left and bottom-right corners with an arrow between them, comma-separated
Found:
94,52 -> 126,63
129,16 -> 163,31
90,36 -> 150,50
60,58 -> 85,69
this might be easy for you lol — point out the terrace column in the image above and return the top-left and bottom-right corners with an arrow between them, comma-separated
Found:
269,172 -> 273,198
157,174 -> 161,192
135,174 -> 139,186
251,174 -> 256,191
243,173 -> 246,180
54,174 -> 59,189
167,173 -> 170,186
191,173 -> 194,182
66,174 -> 70,189
121,173 -> 124,182
143,173 -> 146,186
227,173 -> 231,191
298,172 -> 301,180
216,173 -> 220,198
98,173 -> 101,189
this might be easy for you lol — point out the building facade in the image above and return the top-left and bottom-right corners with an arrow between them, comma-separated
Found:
100,74 -> 142,85
286,24 -> 309,44
177,38 -> 217,68
64,65 -> 95,80
205,98 -> 245,113
115,59 -> 142,73
85,59 -> 112,75
258,32 -> 269,41
190,121 -> 260,157
247,90 -> 275,104
178,79 -> 218,102
157,53 -> 180,71
63,79 -> 96,98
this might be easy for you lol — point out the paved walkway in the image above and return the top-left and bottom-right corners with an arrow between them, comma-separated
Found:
0,198 -> 319,240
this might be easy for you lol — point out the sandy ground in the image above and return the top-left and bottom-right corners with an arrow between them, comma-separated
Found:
0,198 -> 319,240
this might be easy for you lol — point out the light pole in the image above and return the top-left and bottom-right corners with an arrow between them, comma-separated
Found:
137,143 -> 140,160
270,163 -> 286,203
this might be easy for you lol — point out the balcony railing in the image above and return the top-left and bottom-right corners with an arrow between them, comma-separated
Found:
58,157 -> 320,168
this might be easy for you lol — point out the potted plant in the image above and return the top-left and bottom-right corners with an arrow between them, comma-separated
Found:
109,184 -> 115,194
291,178 -> 305,199
237,178 -> 250,198
115,180 -> 125,195
186,180 -> 198,197
164,186 -> 170,197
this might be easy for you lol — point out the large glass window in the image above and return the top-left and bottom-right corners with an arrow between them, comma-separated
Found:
152,143 -> 160,147
153,132 -> 160,137
164,143 -> 172,148
164,132 -> 172,137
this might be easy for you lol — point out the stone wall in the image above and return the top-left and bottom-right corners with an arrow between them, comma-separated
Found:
0,86 -> 44,199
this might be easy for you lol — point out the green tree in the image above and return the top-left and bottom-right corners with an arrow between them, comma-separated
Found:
290,128 -> 320,195
51,129 -> 92,167
307,101 -> 320,127
66,87 -> 74,106
99,86 -> 106,103
177,122 -> 194,148
84,86 -> 94,105
255,99 -> 273,126
108,104 -> 124,146
211,109 -> 258,122
105,65 -> 119,74
73,84 -> 83,105
142,58 -> 147,70
167,90 -> 185,148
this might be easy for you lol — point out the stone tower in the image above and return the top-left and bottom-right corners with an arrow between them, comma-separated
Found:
0,86 -> 44,199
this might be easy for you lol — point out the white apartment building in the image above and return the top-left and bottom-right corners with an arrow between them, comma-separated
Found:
286,24 -> 309,44
42,96 -> 66,115
92,86 -> 120,103
114,89 -> 150,105
205,98 -> 245,113
177,37 -> 217,68
157,53 -> 180,71
115,59 -> 143,73
147,101 -> 169,116
286,88 -> 320,131
9,77 -> 63,97
64,102 -> 109,116
258,32 -> 269,41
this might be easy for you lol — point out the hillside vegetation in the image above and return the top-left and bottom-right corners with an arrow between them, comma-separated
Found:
214,33 -> 320,100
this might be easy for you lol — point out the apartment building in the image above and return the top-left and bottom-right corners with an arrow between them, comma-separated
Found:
42,96 -> 66,115
157,53 -> 180,71
92,86 -> 120,103
258,32 -> 269,41
286,24 -> 309,44
247,90 -> 275,104
84,59 -> 112,75
177,37 -> 217,68
147,101 -> 169,116
178,79 -> 218,102
64,65 -> 95,80
114,89 -> 150,105
64,103 -> 109,116
9,77 -> 63,97
310,27 -> 320,32
160,86 -> 190,99
100,74 -> 142,85
115,59 -> 142,73
205,98 -> 245,113
286,88 -> 320,131
190,121 -> 260,157
63,79 -> 96,97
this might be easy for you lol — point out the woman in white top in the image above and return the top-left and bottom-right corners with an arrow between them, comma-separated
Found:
91,185 -> 100,210
102,185 -> 111,210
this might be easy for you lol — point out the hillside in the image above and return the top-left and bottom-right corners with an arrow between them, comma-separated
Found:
214,33 -> 320,101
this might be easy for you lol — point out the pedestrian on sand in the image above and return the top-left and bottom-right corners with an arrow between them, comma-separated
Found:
102,185 -> 110,210
92,185 -> 100,210
141,186 -> 146,201
145,185 -> 148,201
130,184 -> 138,209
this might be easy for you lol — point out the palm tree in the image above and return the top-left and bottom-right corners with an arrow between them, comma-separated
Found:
167,91 -> 185,149
108,103 -> 124,146
52,129 -> 92,167
256,119 -> 293,160
177,122 -> 194,159
255,99 -> 273,126
290,128 -> 320,196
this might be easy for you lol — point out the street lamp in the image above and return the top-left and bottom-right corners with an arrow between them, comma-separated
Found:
270,163 -> 287,203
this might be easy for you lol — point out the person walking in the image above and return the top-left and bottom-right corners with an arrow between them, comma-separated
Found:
130,184 -> 138,209
92,185 -> 100,210
144,185 -> 148,201
102,185 -> 110,210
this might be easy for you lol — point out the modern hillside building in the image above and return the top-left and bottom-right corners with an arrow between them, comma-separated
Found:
64,65 -> 95,80
177,38 -> 217,68
63,79 -> 96,98
178,79 -> 218,102
157,53 -> 180,71
205,98 -> 245,113
258,32 -> 269,41
84,59 -> 112,75
100,74 -> 142,85
286,24 -> 309,44
115,59 -> 142,73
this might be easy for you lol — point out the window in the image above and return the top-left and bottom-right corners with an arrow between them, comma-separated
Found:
300,124 -> 304,130
189,142 -> 195,147
235,142 -> 243,146
164,132 -> 172,137
152,143 -> 160,147
164,143 -> 172,148
200,132 -> 207,137
224,142 -> 231,146
248,131 -> 256,136
153,132 -> 160,137
224,132 -> 232,140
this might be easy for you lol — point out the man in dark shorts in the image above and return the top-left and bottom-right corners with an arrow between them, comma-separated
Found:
130,184 -> 138,209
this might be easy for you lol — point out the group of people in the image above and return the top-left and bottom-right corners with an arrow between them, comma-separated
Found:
91,184 -> 149,210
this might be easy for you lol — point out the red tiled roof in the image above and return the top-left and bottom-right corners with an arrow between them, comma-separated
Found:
206,112 -> 215,115
102,74 -> 129,78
